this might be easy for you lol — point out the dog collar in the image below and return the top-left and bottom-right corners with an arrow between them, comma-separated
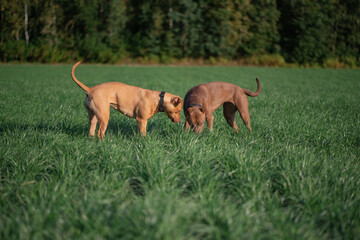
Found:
187,103 -> 203,109
159,91 -> 166,112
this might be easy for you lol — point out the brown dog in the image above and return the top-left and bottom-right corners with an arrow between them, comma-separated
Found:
71,61 -> 183,138
184,79 -> 260,133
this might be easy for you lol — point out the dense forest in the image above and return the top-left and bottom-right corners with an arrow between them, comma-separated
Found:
1,0 -> 359,66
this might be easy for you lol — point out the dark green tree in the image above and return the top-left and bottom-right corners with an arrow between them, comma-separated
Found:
278,0 -> 335,64
0,0 -> 359,65
243,0 -> 280,56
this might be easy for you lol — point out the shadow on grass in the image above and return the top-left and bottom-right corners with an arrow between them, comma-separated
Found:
0,120 -> 88,138
129,177 -> 145,196
0,117 -> 175,139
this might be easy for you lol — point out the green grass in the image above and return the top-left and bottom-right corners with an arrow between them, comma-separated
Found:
1,64 -> 360,239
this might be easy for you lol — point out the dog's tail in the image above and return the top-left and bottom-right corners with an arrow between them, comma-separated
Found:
243,78 -> 261,97
71,61 -> 91,94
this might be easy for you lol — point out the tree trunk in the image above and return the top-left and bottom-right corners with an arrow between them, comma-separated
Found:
24,1 -> 29,46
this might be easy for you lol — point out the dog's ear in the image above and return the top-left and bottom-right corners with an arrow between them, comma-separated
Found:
187,107 -> 194,114
171,97 -> 182,107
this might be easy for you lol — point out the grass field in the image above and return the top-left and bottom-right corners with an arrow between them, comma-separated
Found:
1,64 -> 360,239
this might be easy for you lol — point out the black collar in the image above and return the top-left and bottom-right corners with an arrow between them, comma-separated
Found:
159,91 -> 166,112
187,103 -> 203,109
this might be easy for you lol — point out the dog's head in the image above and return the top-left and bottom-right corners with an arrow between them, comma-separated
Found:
185,105 -> 206,133
164,96 -> 183,123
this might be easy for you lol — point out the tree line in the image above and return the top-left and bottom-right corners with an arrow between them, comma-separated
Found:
0,0 -> 359,67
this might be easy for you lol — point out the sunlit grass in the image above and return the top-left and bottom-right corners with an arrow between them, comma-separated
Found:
1,64 -> 359,239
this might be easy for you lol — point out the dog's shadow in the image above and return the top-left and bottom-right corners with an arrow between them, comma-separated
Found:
0,112 -> 177,140
107,117 -> 175,138
0,120 -> 89,138
0,118 -> 139,139
105,111 -> 178,138
106,118 -> 139,138
58,118 -> 142,139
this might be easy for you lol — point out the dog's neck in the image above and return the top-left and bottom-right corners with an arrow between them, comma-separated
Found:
158,91 -> 166,112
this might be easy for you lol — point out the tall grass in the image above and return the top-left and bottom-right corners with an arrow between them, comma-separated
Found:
1,64 -> 359,239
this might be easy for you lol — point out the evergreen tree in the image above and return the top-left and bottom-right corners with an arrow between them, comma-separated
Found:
243,0 -> 280,56
0,0 -> 358,65
278,0 -> 334,64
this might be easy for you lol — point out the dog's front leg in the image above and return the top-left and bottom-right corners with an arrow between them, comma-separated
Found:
184,120 -> 190,131
136,118 -> 148,136
206,113 -> 214,131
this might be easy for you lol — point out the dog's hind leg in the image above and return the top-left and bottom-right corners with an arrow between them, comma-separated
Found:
96,105 -> 110,140
87,109 -> 98,138
234,96 -> 252,132
223,102 -> 239,132
85,96 -> 98,138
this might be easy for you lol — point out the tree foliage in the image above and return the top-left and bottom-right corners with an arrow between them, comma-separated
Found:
0,0 -> 359,65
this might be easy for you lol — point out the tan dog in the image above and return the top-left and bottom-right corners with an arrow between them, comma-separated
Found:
184,79 -> 260,133
71,61 -> 183,138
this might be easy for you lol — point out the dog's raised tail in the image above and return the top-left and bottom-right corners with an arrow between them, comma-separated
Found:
71,61 -> 91,94
243,78 -> 261,97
